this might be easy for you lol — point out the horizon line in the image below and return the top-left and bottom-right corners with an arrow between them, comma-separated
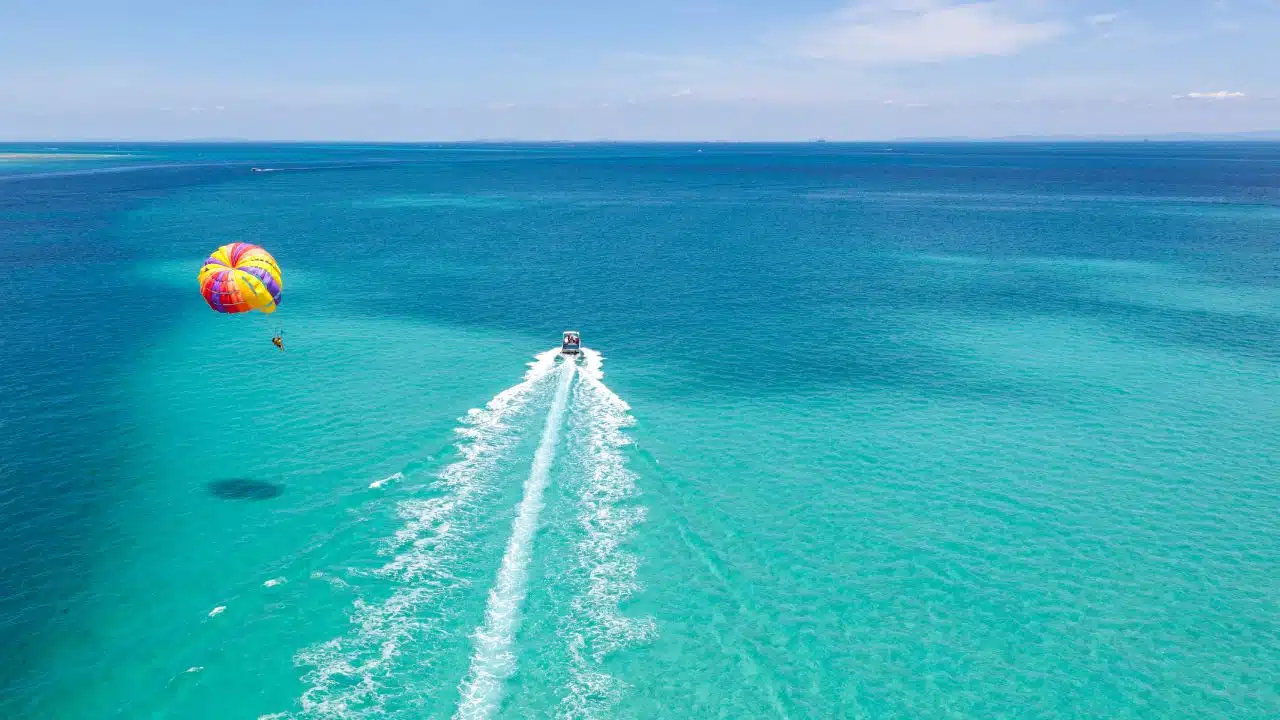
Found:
4,134 -> 1280,145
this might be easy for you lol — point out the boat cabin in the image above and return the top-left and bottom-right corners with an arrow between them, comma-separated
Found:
561,330 -> 581,355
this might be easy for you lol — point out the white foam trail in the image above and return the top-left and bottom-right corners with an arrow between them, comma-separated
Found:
295,350 -> 560,719
369,472 -> 402,489
559,348 -> 656,719
454,359 -> 577,720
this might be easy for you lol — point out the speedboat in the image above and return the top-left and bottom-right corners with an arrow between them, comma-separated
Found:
561,330 -> 581,356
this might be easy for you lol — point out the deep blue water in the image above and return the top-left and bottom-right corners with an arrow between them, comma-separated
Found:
1,142 -> 1278,719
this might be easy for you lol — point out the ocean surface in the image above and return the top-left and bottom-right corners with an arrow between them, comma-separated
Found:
1,142 -> 1277,719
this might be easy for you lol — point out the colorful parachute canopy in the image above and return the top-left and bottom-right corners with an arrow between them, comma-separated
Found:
198,243 -> 283,314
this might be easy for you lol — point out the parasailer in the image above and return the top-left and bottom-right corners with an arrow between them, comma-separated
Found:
197,243 -> 284,348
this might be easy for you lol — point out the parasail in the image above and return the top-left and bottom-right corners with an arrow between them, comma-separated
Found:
198,243 -> 283,314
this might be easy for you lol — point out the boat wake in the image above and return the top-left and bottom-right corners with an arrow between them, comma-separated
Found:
293,350 -> 560,719
453,347 -> 654,720
557,348 -> 656,719
455,359 -> 577,719
289,345 -> 652,719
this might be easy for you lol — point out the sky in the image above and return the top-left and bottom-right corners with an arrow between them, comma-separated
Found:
1,0 -> 1277,140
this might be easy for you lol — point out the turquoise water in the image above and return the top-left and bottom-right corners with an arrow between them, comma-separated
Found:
1,143 -> 1277,719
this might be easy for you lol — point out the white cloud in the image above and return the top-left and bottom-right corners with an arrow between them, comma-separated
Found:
1086,12 -> 1119,25
800,1 -> 1068,65
1173,91 -> 1247,100
671,88 -> 695,97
